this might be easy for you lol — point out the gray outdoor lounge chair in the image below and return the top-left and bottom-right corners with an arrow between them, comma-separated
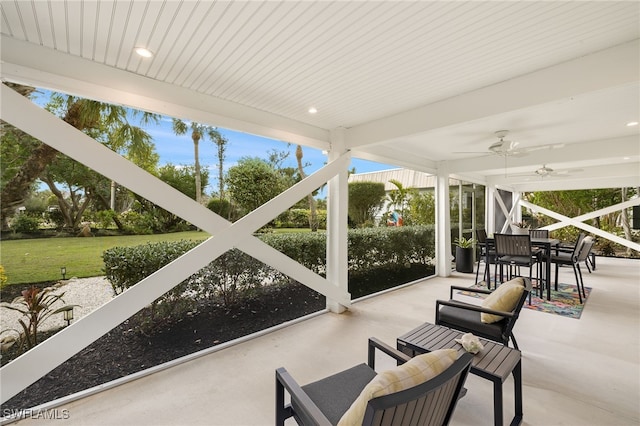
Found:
435,277 -> 532,350
275,337 -> 473,426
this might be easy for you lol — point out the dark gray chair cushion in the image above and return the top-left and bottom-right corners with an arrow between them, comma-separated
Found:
437,303 -> 505,342
294,363 -> 377,424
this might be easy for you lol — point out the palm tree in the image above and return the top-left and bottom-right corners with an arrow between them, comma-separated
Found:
387,179 -> 416,223
172,119 -> 222,204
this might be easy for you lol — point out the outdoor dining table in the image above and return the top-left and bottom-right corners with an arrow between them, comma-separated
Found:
485,236 -> 560,301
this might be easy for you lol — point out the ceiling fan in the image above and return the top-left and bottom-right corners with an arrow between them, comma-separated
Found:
509,164 -> 584,179
487,130 -> 525,157
455,130 -> 565,157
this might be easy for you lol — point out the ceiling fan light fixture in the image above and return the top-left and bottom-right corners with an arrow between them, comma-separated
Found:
535,165 -> 553,176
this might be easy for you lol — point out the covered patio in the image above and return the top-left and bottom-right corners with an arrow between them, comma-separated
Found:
7,255 -> 640,425
1,1 -> 639,424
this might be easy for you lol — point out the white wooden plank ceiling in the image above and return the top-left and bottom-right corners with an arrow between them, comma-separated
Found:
1,0 -> 639,191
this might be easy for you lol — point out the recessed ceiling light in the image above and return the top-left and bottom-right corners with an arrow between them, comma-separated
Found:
626,121 -> 639,127
135,47 -> 154,58
308,107 -> 318,114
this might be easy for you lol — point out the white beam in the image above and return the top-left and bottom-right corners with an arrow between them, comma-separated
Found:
344,40 -> 639,148
0,36 -> 330,150
350,147 -> 438,174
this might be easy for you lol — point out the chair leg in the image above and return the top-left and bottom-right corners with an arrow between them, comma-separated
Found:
572,264 -> 583,304
484,261 -> 491,289
475,256 -> 481,284
576,264 -> 587,300
510,333 -> 519,351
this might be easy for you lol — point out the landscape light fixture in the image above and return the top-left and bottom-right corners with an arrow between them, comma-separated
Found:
61,306 -> 74,326
61,266 -> 66,280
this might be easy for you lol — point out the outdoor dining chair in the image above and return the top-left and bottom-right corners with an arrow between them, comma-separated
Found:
494,233 -> 542,302
475,229 -> 496,287
549,235 -> 592,303
276,338 -> 473,426
529,229 -> 549,238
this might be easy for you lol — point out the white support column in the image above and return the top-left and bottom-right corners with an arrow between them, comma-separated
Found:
486,185 -> 496,235
435,162 -> 452,276
513,192 -> 523,226
326,129 -> 351,313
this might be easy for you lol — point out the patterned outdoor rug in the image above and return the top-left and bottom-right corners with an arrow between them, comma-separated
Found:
457,281 -> 591,319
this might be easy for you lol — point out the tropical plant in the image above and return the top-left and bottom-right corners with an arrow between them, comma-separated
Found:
386,179 -> 417,221
172,119 -> 222,204
0,286 -> 77,349
453,236 -> 475,248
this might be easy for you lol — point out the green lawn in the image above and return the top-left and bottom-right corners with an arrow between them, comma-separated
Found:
0,231 -> 210,286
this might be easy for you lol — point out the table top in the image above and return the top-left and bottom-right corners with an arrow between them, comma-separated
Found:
485,236 -> 559,245
397,322 -> 521,382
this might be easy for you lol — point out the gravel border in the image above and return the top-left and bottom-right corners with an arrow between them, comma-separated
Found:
0,277 -> 114,335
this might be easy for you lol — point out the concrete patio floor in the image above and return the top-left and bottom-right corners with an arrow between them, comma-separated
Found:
8,255 -> 640,425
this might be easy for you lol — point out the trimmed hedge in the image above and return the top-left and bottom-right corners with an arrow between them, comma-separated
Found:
102,226 -> 435,329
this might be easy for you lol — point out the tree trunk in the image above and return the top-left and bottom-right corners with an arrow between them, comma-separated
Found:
296,145 -> 318,231
192,131 -> 202,204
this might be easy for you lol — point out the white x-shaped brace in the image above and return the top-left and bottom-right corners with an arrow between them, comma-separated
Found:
495,191 -> 522,233
521,199 -> 640,252
0,84 -> 351,402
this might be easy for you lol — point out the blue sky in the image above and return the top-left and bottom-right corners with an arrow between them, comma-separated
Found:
149,115 -> 394,196
33,89 -> 395,197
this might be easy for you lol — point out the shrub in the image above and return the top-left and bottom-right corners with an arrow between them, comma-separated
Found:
102,226 -> 436,331
11,214 -> 41,233
45,208 -> 66,229
260,231 -> 327,274
119,210 -> 155,234
276,209 -> 328,229
103,240 -> 280,331
93,210 -> 118,229
0,265 -> 7,288
207,198 -> 241,222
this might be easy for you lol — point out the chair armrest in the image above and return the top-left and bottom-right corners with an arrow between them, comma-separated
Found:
275,367 -> 332,426
368,337 -> 412,369
436,299 -> 516,319
449,285 -> 492,299
554,247 -> 574,254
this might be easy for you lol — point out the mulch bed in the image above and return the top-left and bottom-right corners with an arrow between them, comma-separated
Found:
1,264 -> 434,412
1,282 -> 325,411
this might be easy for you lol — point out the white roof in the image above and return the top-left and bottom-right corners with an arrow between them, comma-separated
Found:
348,169 -> 437,191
